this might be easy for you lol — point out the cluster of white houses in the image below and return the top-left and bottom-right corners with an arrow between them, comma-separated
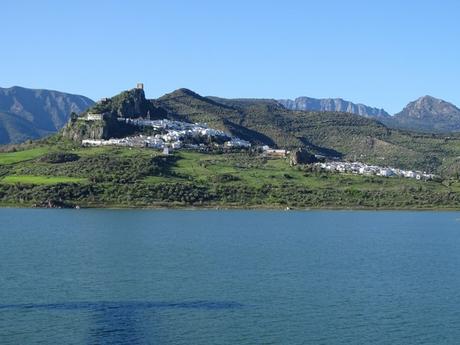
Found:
121,118 -> 231,139
315,161 -> 437,180
82,119 -> 251,151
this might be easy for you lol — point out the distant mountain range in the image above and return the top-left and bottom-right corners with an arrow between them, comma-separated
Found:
278,97 -> 390,118
278,95 -> 460,133
2,85 -> 460,145
0,86 -> 94,144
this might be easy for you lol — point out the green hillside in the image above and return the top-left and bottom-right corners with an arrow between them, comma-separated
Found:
3,83 -> 460,209
152,89 -> 460,173
1,143 -> 460,209
59,87 -> 460,175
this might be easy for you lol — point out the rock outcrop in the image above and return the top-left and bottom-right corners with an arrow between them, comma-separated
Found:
278,97 -> 389,118
63,86 -> 166,141
289,148 -> 318,166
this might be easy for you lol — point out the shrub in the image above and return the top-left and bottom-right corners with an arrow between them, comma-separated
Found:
39,152 -> 80,164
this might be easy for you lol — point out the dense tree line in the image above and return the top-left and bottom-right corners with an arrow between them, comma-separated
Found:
2,180 -> 460,209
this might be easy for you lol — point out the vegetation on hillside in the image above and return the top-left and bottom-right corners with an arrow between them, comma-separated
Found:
154,90 -> 460,174
3,87 -> 460,210
57,87 -> 460,177
1,143 -> 460,209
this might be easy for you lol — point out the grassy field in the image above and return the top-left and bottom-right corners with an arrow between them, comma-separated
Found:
73,146 -> 161,158
0,144 -> 459,209
0,147 -> 50,164
1,175 -> 87,185
159,151 -> 443,191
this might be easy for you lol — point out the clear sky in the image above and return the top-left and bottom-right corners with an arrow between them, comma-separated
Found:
3,0 -> 459,113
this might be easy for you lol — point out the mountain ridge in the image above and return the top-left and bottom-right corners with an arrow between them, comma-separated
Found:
0,86 -> 94,144
4,85 -> 460,146
278,96 -> 390,118
279,94 -> 460,133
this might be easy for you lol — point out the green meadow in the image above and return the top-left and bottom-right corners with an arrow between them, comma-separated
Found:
0,147 -> 51,164
1,175 -> 87,185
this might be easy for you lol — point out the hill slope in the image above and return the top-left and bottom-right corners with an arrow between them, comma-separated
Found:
2,147 -> 460,209
154,89 -> 390,150
154,89 -> 448,171
0,86 -> 94,144
63,87 -> 460,174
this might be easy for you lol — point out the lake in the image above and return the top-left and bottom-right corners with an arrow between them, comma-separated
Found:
1,209 -> 460,344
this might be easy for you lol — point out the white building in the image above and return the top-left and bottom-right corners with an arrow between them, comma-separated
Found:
85,113 -> 105,121
224,139 -> 251,148
171,141 -> 182,149
378,169 -> 393,177
82,139 -> 104,146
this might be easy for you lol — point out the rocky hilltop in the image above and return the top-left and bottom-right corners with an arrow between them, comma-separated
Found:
0,86 -> 93,144
387,95 -> 460,132
278,97 -> 389,118
63,86 -> 165,141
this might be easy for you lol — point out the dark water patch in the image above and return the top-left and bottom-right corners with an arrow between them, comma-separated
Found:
0,300 -> 245,311
0,301 -> 245,344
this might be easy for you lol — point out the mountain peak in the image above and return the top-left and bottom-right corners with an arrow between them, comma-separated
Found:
418,95 -> 437,100
169,88 -> 202,98
158,88 -> 209,103
399,95 -> 459,117
389,95 -> 460,132
414,95 -> 444,104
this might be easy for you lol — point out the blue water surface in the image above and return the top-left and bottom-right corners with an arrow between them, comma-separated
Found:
1,209 -> 460,344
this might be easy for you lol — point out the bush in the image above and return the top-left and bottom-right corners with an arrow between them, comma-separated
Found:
211,174 -> 240,183
39,152 -> 80,164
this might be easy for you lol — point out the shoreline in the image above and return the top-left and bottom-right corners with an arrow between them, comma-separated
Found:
1,203 -> 460,212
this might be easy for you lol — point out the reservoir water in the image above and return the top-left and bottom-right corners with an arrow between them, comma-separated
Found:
1,209 -> 460,344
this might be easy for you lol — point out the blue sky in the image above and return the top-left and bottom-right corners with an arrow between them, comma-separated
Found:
3,0 -> 459,113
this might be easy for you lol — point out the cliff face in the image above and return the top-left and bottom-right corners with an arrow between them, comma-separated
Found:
278,97 -> 389,118
63,87 -> 166,141
63,117 -> 108,141
63,113 -> 139,141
